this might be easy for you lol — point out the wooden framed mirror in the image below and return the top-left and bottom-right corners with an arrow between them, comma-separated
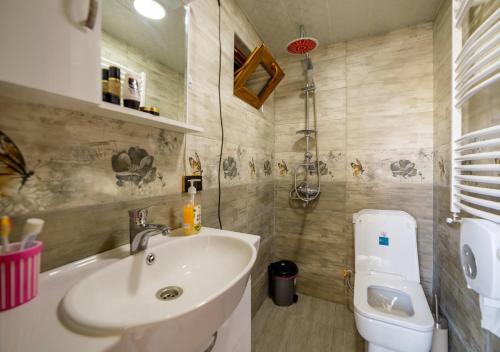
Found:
234,43 -> 284,109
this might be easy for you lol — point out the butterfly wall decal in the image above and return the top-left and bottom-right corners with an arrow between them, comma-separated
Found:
189,152 -> 203,176
249,158 -> 256,176
277,160 -> 288,176
0,131 -> 34,192
350,159 -> 365,177
263,160 -> 272,176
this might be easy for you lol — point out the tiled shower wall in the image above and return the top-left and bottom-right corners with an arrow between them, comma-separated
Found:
274,23 -> 434,303
433,0 -> 500,350
0,0 -> 274,316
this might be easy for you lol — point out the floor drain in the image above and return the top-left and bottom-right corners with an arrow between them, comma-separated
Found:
156,286 -> 183,301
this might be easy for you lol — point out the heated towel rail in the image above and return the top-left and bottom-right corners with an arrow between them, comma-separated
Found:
450,0 -> 500,223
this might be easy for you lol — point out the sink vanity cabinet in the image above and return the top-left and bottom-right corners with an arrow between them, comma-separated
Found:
0,228 -> 259,352
0,0 -> 202,133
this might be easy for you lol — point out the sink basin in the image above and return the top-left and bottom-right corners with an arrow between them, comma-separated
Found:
62,233 -> 257,346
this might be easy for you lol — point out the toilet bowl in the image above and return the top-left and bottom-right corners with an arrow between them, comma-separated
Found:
352,210 -> 434,352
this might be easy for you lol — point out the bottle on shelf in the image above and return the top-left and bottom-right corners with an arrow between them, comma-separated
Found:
102,68 -> 110,103
108,66 -> 121,105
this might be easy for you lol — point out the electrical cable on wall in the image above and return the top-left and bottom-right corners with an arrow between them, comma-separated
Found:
216,0 -> 223,229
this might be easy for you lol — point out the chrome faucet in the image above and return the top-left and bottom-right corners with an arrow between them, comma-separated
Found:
128,208 -> 171,254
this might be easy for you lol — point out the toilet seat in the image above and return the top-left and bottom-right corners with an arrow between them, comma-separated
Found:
354,272 -> 434,333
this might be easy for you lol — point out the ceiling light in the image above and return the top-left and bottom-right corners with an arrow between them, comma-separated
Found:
133,0 -> 166,20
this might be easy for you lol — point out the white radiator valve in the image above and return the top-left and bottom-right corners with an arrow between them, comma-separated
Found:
460,218 -> 500,337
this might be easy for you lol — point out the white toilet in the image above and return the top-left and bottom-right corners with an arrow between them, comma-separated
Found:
352,209 -> 434,352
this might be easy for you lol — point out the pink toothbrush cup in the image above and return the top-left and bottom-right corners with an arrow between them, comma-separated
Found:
0,241 -> 43,312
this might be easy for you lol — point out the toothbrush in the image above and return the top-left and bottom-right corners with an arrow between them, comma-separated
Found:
0,216 -> 12,253
20,218 -> 44,250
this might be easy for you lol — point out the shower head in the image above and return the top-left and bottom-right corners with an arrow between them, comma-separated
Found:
286,37 -> 318,55
286,25 -> 318,55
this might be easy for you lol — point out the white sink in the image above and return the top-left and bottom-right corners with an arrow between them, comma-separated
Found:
62,233 -> 257,349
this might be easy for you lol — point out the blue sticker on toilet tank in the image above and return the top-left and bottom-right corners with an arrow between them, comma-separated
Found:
379,233 -> 389,246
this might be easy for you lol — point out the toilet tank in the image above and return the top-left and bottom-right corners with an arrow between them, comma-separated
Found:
353,209 -> 420,282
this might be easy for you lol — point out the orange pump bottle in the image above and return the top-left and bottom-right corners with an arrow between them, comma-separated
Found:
183,179 -> 201,235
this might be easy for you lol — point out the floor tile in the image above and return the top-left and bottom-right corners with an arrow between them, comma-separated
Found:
252,295 -> 365,352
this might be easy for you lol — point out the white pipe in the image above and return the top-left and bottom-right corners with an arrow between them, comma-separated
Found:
455,151 -> 500,160
451,0 -> 463,214
456,34 -> 500,77
455,201 -> 500,223
456,47 -> 500,86
455,184 -> 500,197
456,61 -> 500,98
455,124 -> 500,142
456,9 -> 500,65
454,0 -> 490,27
455,164 -> 500,171
455,175 -> 500,184
456,193 -> 500,211
455,0 -> 473,27
456,73 -> 500,107
456,137 -> 500,151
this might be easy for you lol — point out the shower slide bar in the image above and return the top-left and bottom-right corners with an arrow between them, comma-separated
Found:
450,1 -> 500,223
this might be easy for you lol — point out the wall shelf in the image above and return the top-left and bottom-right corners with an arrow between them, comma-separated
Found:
94,102 -> 203,134
0,81 -> 203,135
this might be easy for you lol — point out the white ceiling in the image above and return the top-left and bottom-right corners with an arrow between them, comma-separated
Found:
234,0 -> 443,57
102,0 -> 186,73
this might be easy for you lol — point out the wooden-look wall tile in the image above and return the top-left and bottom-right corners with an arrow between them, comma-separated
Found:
275,118 -> 346,153
295,263 -> 346,304
345,182 -> 433,221
347,112 -> 433,151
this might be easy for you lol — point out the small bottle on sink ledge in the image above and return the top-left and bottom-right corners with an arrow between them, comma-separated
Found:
183,179 -> 201,235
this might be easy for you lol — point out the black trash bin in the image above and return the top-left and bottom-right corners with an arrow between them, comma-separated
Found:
268,260 -> 299,306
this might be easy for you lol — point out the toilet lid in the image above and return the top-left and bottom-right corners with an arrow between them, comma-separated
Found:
354,272 -> 434,332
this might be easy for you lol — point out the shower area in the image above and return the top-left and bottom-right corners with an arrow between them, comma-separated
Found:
272,16 -> 435,294
259,11 -> 438,351
287,26 -> 321,207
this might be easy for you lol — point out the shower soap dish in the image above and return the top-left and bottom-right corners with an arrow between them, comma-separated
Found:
0,241 -> 43,311
296,129 -> 316,135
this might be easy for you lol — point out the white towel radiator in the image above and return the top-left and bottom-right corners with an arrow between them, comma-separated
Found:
450,1 -> 500,223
